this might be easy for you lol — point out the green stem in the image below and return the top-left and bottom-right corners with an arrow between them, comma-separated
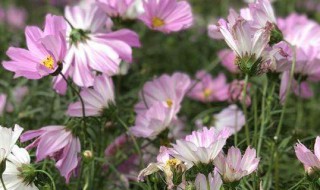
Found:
242,74 -> 250,146
275,42 -> 296,139
257,78 -> 269,156
288,177 -> 305,190
59,72 -> 87,128
35,170 -> 56,190
117,116 -> 144,168
0,176 -> 7,190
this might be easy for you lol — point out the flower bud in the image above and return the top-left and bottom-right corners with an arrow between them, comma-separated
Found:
83,150 -> 93,159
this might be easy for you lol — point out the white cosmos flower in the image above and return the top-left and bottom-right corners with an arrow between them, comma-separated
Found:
0,125 -> 23,164
1,145 -> 38,190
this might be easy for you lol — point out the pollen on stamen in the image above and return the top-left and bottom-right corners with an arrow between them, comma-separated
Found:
152,17 -> 165,28
203,88 -> 212,98
42,55 -> 54,70
166,98 -> 173,108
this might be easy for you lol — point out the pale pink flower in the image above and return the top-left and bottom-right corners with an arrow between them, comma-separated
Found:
138,146 -> 186,189
276,14 -> 320,102
3,14 -> 67,79
135,72 -> 191,115
188,71 -> 229,103
214,146 -> 260,182
124,0 -> 144,19
53,5 -> 140,93
5,6 -> 27,29
248,0 -> 277,28
228,80 -> 251,106
171,127 -> 230,168
294,137 -> 320,174
0,94 -> 7,116
139,0 -> 193,33
218,49 -> 239,74
20,126 -> 81,183
6,86 -> 29,113
195,172 -> 222,190
105,134 -> 129,157
67,75 -> 115,117
213,105 -> 245,135
131,102 -> 175,139
97,0 -> 134,17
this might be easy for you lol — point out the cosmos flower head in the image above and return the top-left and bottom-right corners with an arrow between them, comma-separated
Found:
2,14 -> 67,79
139,0 -> 193,33
214,146 -> 260,183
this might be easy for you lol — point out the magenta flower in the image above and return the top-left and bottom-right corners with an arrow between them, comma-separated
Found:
295,137 -> 320,174
131,102 -> 175,139
53,5 -> 140,92
214,146 -> 260,182
0,94 -> 7,116
195,172 -> 222,190
218,49 -> 239,74
188,71 -> 229,103
171,127 -> 230,168
67,75 -> 115,117
228,80 -> 251,106
97,0 -> 134,17
139,0 -> 193,33
135,72 -> 191,115
213,105 -> 245,135
2,14 -> 67,79
20,126 -> 81,183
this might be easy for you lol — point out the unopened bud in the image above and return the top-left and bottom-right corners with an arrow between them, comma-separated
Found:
83,150 -> 93,159
269,26 -> 284,45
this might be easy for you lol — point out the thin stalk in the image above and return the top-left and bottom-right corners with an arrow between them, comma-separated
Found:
0,176 -> 7,190
241,74 -> 250,146
257,78 -> 268,156
117,116 -> 144,168
35,170 -> 56,190
59,72 -> 87,127
275,42 -> 296,139
289,177 -> 305,190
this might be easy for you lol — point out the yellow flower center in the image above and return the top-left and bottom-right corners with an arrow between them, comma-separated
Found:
203,88 -> 212,98
166,99 -> 173,108
42,55 -> 54,70
166,158 -> 180,167
152,17 -> 165,28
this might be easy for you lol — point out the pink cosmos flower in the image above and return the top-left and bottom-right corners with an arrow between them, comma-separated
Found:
5,6 -> 27,29
0,94 -> 7,116
139,0 -> 193,33
228,80 -> 251,106
294,137 -> 320,174
214,146 -> 260,182
20,126 -> 81,183
213,105 -> 245,135
6,86 -> 29,113
171,127 -> 230,168
131,102 -> 175,139
218,49 -> 239,74
2,14 -> 67,79
67,75 -> 115,117
135,72 -> 191,115
195,172 -> 222,190
97,0 -> 134,17
276,14 -> 320,102
53,5 -> 140,93
188,71 -> 229,103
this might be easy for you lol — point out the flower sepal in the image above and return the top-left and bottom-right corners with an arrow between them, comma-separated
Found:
236,55 -> 263,76
0,160 -> 6,176
20,164 -> 36,186
269,25 -> 284,45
